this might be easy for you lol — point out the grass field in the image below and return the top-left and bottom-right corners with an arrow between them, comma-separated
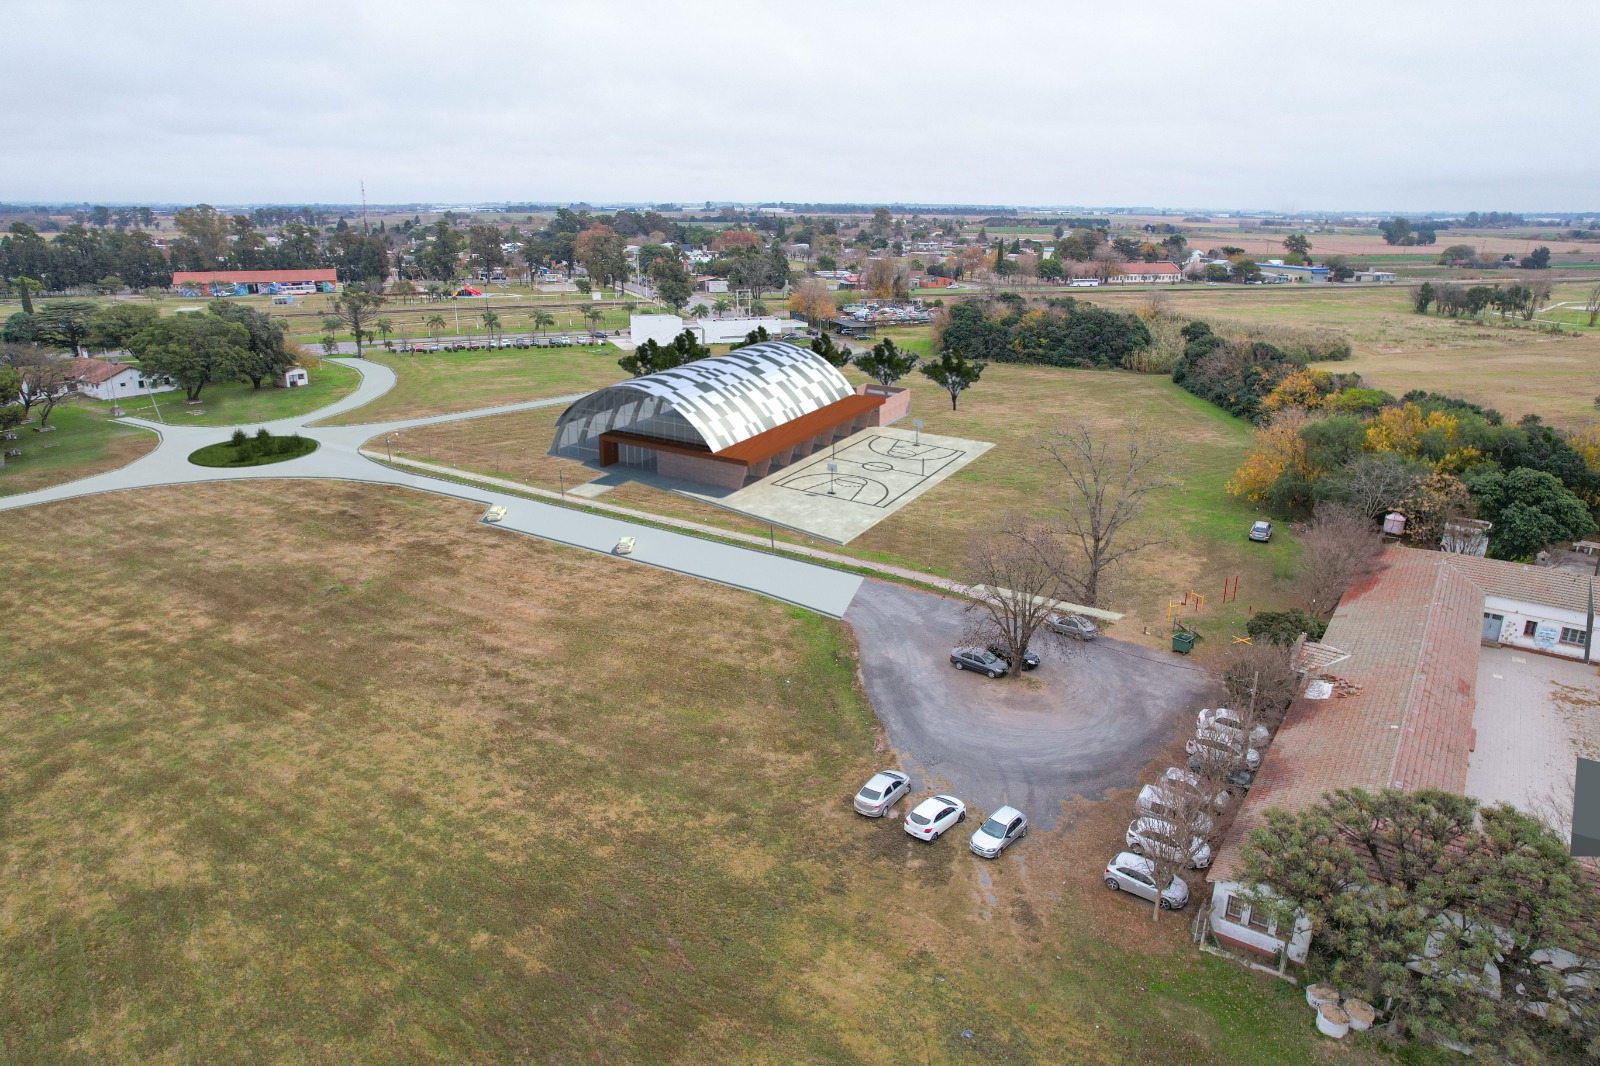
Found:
315,346 -> 626,426
389,355 -> 1299,647
0,481 -> 1417,1064
0,404 -> 156,497
77,359 -> 362,428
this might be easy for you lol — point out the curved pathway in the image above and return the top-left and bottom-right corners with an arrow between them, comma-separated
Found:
0,359 -> 863,617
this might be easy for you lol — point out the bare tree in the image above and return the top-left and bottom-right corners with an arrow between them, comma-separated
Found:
1134,777 -> 1213,922
1586,284 -> 1600,328
1216,641 -> 1303,731
10,349 -> 75,428
1331,451 -> 1428,520
960,516 -> 1080,675
1297,503 -> 1384,618
1041,419 -> 1172,607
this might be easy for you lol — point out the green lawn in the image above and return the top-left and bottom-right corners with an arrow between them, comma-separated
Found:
0,403 -> 157,497
0,481 -> 1410,1064
79,360 -> 361,428
316,345 -> 626,426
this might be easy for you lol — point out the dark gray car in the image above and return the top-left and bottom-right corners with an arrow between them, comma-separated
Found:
949,646 -> 1008,678
1045,612 -> 1099,641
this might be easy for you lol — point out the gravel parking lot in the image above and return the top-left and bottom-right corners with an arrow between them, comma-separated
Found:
846,579 -> 1224,829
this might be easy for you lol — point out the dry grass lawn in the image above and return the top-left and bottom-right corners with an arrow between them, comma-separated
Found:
0,404 -> 157,497
0,482 -> 1407,1064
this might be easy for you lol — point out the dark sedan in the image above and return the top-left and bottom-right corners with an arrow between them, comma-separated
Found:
986,643 -> 1040,671
949,646 -> 1008,678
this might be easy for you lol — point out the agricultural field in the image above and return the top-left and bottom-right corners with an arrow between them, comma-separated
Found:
0,403 -> 156,497
388,350 -> 1300,647
0,481 -> 1418,1064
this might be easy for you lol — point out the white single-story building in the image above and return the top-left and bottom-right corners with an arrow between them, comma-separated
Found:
281,367 -> 310,388
62,358 -> 177,401
630,314 -> 804,349
1107,263 -> 1182,284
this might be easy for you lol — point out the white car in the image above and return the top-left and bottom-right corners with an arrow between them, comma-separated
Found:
904,794 -> 967,842
483,505 -> 507,523
1186,727 -> 1261,771
853,770 -> 910,817
1135,783 -> 1218,837
969,805 -> 1028,858
1125,817 -> 1213,869
1104,851 -> 1190,910
614,536 -> 636,555
1044,612 -> 1099,641
1197,707 -> 1270,750
1162,766 -> 1232,810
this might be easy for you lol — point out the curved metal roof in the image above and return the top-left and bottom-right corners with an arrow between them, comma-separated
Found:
590,340 -> 854,452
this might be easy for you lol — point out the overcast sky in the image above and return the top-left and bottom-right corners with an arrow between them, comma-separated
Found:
4,1 -> 1595,212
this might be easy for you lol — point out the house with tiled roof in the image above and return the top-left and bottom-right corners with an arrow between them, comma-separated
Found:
1206,546 -> 1597,965
58,358 -> 177,402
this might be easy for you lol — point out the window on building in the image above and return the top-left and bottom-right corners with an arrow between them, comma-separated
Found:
1246,909 -> 1274,934
1223,894 -> 1247,923
1560,627 -> 1586,646
1525,620 -> 1539,637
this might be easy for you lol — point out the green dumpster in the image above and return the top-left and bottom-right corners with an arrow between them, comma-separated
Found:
1172,631 -> 1195,655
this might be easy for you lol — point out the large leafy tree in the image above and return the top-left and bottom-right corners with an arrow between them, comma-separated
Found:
1243,789 -> 1599,1058
31,300 -> 99,355
329,285 -> 388,357
0,363 -> 24,435
808,332 -> 853,369
920,350 -> 985,410
129,313 -> 251,402
87,302 -> 160,352
617,330 -> 708,378
853,338 -> 918,387
1464,465 -> 1595,560
208,300 -> 294,389
648,255 -> 694,310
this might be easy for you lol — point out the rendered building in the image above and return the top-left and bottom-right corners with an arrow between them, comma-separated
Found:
549,341 -> 909,490
170,269 -> 342,296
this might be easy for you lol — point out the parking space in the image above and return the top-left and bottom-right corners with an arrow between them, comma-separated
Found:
845,579 -> 1223,830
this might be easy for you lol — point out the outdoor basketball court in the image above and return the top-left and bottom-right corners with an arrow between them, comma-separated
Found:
674,425 -> 993,544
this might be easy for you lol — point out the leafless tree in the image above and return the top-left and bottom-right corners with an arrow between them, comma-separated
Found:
1217,641 -> 1303,731
960,516 -> 1080,675
1041,419 -> 1172,607
1331,451 -> 1428,520
1525,279 -> 1554,320
1135,776 -> 1213,922
1586,284 -> 1600,328
12,349 -> 75,428
1297,503 -> 1384,618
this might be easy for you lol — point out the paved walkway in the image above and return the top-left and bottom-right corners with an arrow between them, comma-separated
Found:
0,359 -> 863,617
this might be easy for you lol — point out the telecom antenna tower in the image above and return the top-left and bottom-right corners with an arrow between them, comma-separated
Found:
361,180 -> 369,234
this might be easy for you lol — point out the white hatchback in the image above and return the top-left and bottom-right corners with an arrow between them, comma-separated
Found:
1104,851 -> 1190,910
852,770 -> 910,818
1186,727 -> 1261,771
969,806 -> 1028,859
904,794 -> 967,843
1125,816 -> 1213,869
1196,707 -> 1270,750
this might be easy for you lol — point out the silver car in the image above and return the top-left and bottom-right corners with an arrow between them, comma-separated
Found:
904,794 -> 967,842
1135,784 -> 1218,837
1186,727 -> 1261,771
969,805 -> 1027,858
1126,816 -> 1213,868
852,770 -> 910,817
1197,707 -> 1270,750
1045,612 -> 1099,640
1104,851 -> 1190,910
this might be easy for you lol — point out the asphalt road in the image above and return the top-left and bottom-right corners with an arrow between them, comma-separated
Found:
845,579 -> 1223,830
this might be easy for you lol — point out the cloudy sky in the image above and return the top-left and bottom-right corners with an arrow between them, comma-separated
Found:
4,1 -> 1594,212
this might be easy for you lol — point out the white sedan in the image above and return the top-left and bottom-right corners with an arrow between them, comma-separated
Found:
1196,707 -> 1270,750
852,770 -> 910,817
969,806 -> 1028,858
1126,816 -> 1213,869
1105,852 -> 1190,910
904,794 -> 967,842
1186,728 -> 1261,771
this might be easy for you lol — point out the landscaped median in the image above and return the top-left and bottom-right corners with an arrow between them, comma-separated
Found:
189,428 -> 317,468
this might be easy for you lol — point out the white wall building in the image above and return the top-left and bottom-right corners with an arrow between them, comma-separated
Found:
629,314 -> 803,349
61,358 -> 177,401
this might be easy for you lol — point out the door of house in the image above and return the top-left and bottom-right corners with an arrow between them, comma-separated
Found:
1482,613 -> 1504,641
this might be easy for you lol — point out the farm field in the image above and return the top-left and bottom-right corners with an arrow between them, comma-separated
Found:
0,404 -> 156,497
0,480 -> 1418,1065
389,354 -> 1300,647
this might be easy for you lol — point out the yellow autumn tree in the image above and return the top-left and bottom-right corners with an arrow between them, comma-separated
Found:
1261,368 -> 1335,414
1564,425 -> 1600,504
1364,403 -> 1457,459
1228,409 -> 1315,502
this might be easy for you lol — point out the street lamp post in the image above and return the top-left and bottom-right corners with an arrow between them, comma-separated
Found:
386,433 -> 396,462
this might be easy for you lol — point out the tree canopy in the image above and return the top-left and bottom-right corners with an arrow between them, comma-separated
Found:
129,313 -> 251,402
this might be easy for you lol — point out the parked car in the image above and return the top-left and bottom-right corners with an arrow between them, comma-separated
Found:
852,770 -> 910,817
1185,727 -> 1261,771
949,646 -> 1008,678
1044,612 -> 1098,640
1125,816 -> 1213,868
1134,784 -> 1218,836
985,643 -> 1040,671
969,806 -> 1027,858
1249,520 -> 1273,542
1196,707 -> 1270,750
1104,851 -> 1190,910
904,794 -> 967,842
1161,766 -> 1232,809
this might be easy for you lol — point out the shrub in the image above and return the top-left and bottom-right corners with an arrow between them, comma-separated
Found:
1246,609 -> 1328,646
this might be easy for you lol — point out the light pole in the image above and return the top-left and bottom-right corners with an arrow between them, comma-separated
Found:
386,433 -> 396,462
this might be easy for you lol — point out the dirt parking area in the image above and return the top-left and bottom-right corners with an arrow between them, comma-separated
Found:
846,579 -> 1224,830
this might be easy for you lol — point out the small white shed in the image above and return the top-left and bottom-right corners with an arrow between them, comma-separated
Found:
281,367 -> 309,388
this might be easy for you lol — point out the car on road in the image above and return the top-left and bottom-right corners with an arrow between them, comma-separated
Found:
1104,851 -> 1190,910
614,536 -> 636,555
1044,612 -> 1099,640
904,794 -> 967,842
853,770 -> 910,817
1185,727 -> 1261,771
949,646 -> 1008,678
1125,816 -> 1213,868
969,806 -> 1027,858
1249,520 -> 1273,542
1196,707 -> 1270,750
986,643 -> 1040,671
1136,779 -> 1220,836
